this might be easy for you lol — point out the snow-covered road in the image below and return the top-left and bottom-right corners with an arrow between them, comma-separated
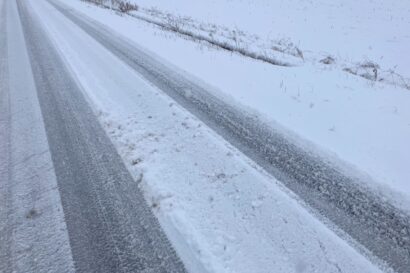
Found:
1,0 -> 186,272
0,0 -> 75,271
0,0 -> 409,272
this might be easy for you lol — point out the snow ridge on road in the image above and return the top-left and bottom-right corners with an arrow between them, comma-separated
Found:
46,0 -> 410,271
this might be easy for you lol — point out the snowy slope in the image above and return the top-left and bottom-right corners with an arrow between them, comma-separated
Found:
135,0 -> 410,79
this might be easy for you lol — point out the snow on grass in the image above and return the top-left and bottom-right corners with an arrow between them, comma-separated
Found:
84,0 -> 410,90
132,4 -> 410,90
133,0 -> 410,80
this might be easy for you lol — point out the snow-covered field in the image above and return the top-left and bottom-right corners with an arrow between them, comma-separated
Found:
134,0 -> 410,81
69,0 -> 410,206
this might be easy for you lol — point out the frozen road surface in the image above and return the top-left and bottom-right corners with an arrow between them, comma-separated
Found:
0,0 -> 409,272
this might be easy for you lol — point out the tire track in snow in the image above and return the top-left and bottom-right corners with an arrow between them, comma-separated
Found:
0,0 -> 75,271
15,0 -> 187,272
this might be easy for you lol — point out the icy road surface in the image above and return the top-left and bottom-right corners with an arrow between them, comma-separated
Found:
0,0 -> 408,272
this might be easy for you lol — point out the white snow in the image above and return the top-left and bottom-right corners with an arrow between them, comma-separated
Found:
29,0 -> 396,272
134,0 -> 410,79
59,0 -> 410,207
